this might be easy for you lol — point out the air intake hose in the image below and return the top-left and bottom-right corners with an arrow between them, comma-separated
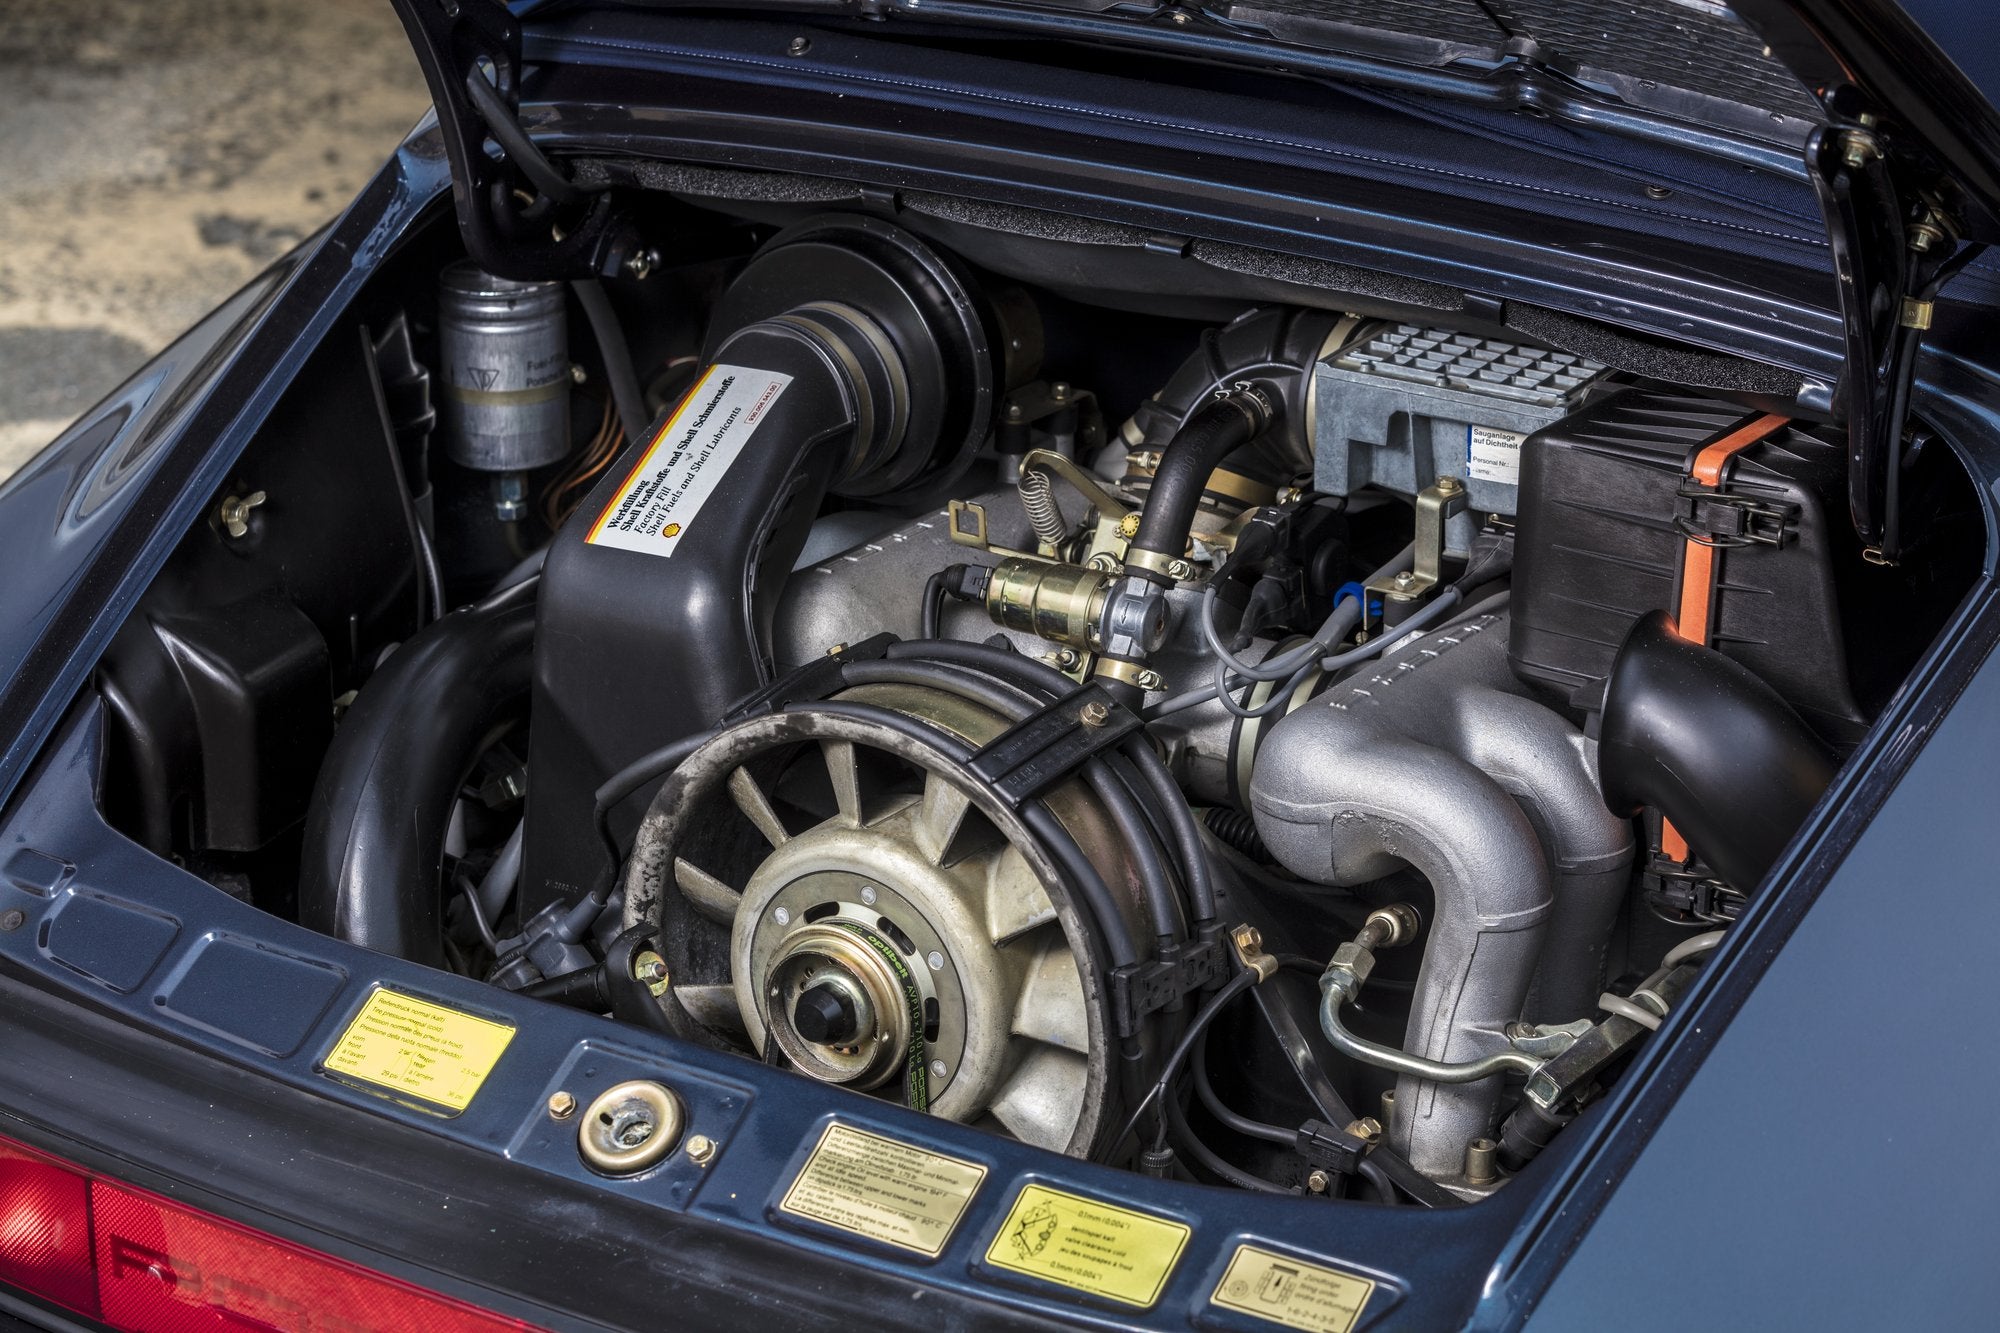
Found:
1598,611 -> 1836,891
299,579 -> 537,965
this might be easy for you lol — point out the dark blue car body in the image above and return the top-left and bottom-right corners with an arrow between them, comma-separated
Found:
1,2 -> 1997,1327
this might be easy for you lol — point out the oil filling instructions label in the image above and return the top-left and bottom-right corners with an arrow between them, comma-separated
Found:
321,989 -> 514,1112
587,364 -> 791,558
777,1123 -> 987,1258
984,1184 -> 1190,1308
1210,1245 -> 1377,1333
1465,424 -> 1527,486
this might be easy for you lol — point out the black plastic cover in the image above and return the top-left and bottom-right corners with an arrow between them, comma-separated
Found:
1509,388 -> 1919,745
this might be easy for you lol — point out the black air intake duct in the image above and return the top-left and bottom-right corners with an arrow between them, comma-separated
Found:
520,216 -> 1002,922
1598,611 -> 1836,891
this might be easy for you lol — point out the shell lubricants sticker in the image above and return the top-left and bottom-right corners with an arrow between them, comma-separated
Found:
1210,1245 -> 1377,1333
983,1184 -> 1190,1308
586,364 -> 792,558
321,989 -> 514,1112
777,1123 -> 987,1257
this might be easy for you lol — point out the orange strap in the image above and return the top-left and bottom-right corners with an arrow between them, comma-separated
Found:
1659,412 -> 1791,863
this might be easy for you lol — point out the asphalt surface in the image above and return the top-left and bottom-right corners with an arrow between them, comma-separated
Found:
0,1 -> 431,481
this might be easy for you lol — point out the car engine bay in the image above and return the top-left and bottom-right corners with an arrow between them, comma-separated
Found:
87,169 -> 1982,1207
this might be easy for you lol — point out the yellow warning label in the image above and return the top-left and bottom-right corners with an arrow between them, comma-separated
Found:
322,989 -> 514,1112
1210,1245 -> 1377,1333
778,1123 -> 987,1258
984,1184 -> 1190,1308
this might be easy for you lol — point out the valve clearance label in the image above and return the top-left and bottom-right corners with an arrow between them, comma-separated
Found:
587,364 -> 792,558
321,989 -> 515,1112
1210,1244 -> 1377,1333
983,1183 -> 1190,1308
777,1123 -> 987,1258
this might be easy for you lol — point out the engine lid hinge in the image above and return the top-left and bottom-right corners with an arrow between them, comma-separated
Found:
1805,93 -> 1987,565
387,0 -> 637,280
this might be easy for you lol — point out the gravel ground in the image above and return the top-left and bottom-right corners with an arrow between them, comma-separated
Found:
0,1 -> 431,480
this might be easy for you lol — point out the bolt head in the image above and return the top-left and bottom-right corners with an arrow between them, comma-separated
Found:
1434,474 -> 1462,494
685,1134 -> 717,1165
1392,571 -> 1416,589
633,951 -> 670,993
1168,9 -> 1190,22
787,35 -> 812,55
1078,700 -> 1111,728
547,1091 -> 577,1120
622,249 -> 659,280
1306,1169 -> 1330,1193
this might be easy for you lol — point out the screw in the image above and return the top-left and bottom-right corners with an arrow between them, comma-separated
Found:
0,910 -> 23,932
1166,559 -> 1194,580
217,490 -> 267,539
622,248 -> 660,280
1841,128 -> 1880,169
1392,571 -> 1417,590
569,363 -> 588,384
1643,183 -> 1672,200
929,1059 -> 948,1079
1168,8 -> 1190,22
1005,403 -> 1025,422
787,35 -> 812,55
860,885 -> 878,906
547,1090 -> 577,1120
1434,475 -> 1462,495
685,1134 -> 717,1165
1305,1169 -> 1330,1194
773,906 -> 791,926
1345,1116 -> 1383,1143
1078,700 -> 1111,728
1053,648 -> 1081,670
1135,669 -> 1164,691
926,950 -> 944,971
827,642 -> 847,656
1052,382 -> 1070,400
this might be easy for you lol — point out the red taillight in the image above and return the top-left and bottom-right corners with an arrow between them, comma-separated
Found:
0,1135 -> 537,1331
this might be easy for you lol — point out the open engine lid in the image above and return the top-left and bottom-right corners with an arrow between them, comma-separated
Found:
388,0 -> 1995,557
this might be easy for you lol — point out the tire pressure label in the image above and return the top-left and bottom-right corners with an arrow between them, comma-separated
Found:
777,1123 -> 987,1258
1210,1245 -> 1377,1333
983,1183 -> 1190,1308
321,989 -> 515,1112
586,364 -> 792,558
1465,425 -> 1527,486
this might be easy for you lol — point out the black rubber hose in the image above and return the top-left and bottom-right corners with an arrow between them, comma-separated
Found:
462,69 -> 584,208
838,659 -> 1184,946
879,638 -> 1217,924
1128,389 -> 1275,569
801,699 -> 1143,972
1164,1085 -> 1290,1193
1599,610 -> 1837,891
300,579 -> 537,966
571,278 -> 650,447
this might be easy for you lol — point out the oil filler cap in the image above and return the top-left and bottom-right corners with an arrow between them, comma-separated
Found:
578,1080 -> 685,1176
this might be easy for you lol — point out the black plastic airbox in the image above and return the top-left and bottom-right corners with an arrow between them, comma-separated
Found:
1510,389 -> 1919,746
